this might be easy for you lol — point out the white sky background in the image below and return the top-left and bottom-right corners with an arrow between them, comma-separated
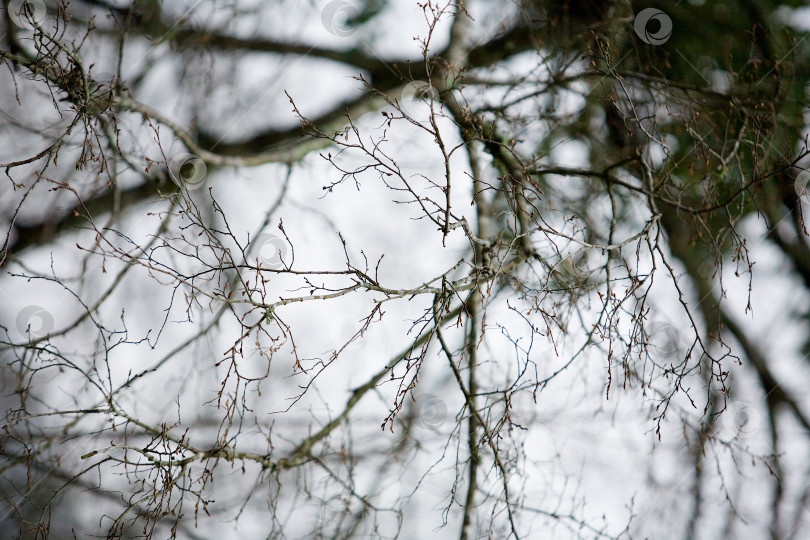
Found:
2,0 -> 810,538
